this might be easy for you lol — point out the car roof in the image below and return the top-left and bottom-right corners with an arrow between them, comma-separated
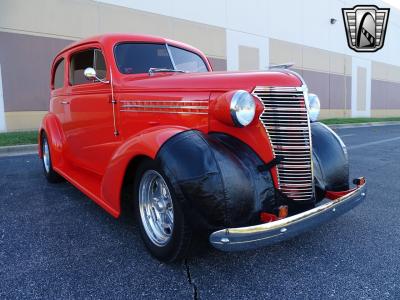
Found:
57,33 -> 201,57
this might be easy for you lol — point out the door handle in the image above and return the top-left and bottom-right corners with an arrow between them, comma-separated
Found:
61,101 -> 70,105
109,95 -> 117,104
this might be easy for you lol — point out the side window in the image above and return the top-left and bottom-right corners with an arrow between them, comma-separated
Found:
53,59 -> 65,89
94,49 -> 106,80
169,46 -> 208,73
69,49 -> 107,85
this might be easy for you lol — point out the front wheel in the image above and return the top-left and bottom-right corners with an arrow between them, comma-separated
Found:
41,133 -> 63,183
134,159 -> 192,262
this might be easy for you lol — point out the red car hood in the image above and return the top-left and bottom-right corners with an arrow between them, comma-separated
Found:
116,70 -> 302,93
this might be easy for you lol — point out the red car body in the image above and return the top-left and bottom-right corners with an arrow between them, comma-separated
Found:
39,34 -> 366,258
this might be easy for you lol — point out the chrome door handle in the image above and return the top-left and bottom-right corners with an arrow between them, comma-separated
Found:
61,101 -> 70,105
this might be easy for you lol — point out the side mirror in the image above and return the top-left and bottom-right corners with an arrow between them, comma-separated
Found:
84,67 -> 109,83
84,67 -> 97,80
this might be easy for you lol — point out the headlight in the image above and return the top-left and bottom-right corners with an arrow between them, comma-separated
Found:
307,93 -> 320,122
230,90 -> 256,127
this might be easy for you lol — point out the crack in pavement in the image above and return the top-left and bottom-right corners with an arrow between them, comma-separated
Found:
184,258 -> 198,300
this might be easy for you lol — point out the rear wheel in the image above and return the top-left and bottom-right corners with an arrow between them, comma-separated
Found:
134,159 -> 192,262
41,133 -> 63,183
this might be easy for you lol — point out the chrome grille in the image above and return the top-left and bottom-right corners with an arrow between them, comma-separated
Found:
253,86 -> 313,201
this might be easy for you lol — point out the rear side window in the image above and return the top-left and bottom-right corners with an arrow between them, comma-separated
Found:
53,59 -> 64,89
70,49 -> 107,85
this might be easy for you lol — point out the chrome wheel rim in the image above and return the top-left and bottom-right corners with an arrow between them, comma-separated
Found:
139,170 -> 174,247
43,138 -> 50,173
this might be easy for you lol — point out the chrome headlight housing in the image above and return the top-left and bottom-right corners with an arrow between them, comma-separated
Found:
230,90 -> 256,127
306,93 -> 320,122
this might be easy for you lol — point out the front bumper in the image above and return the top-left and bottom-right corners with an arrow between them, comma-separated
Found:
209,181 -> 366,252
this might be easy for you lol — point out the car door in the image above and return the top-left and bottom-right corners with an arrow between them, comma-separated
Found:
50,57 -> 67,136
64,46 -> 119,175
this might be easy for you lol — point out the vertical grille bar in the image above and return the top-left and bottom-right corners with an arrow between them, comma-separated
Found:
253,86 -> 314,201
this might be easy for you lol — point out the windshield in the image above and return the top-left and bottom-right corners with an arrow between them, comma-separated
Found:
114,43 -> 209,74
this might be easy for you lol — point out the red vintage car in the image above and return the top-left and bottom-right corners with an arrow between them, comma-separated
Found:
39,34 -> 366,261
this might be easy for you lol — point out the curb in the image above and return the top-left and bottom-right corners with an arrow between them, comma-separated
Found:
0,144 -> 37,157
327,121 -> 400,129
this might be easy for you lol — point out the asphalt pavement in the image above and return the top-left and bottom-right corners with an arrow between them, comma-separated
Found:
1,124 -> 400,299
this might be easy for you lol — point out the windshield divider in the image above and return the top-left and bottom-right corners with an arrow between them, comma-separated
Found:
166,44 -> 177,70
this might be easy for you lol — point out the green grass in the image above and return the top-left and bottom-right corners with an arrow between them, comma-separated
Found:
321,117 -> 400,125
0,116 -> 399,146
0,131 -> 38,147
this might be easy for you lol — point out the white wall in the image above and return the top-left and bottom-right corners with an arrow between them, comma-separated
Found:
226,30 -> 269,71
96,0 -> 400,67
352,57 -> 372,117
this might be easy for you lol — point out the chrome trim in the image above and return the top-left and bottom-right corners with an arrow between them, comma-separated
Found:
229,90 -> 256,127
121,104 -> 208,110
83,67 -> 110,84
209,182 -> 366,252
264,107 -> 308,111
253,84 -> 314,201
166,44 -> 177,70
139,170 -> 174,247
148,68 -> 186,76
230,91 -> 243,127
120,99 -> 209,115
269,62 -> 294,69
282,71 -> 314,191
42,138 -> 50,173
265,126 -> 309,130
253,86 -> 302,91
274,145 -> 310,149
252,92 -> 280,187
120,110 -> 208,115
279,164 -> 311,168
120,100 -> 208,103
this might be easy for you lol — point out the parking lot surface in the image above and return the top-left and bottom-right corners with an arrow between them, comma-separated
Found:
1,124 -> 400,299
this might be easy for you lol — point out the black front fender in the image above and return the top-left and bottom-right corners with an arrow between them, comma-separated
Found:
311,122 -> 349,200
156,130 -> 276,231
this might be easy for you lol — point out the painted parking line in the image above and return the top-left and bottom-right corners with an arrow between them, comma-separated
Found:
348,136 -> 400,150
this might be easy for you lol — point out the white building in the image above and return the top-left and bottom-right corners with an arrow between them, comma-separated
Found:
0,0 -> 399,131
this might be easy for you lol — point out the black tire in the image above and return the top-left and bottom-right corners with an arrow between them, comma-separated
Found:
133,159 -> 192,262
41,132 -> 63,183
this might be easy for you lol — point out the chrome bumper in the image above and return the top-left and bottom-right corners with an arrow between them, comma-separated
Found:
209,182 -> 366,252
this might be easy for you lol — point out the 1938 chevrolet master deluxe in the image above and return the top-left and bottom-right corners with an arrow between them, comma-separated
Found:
39,34 -> 366,261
